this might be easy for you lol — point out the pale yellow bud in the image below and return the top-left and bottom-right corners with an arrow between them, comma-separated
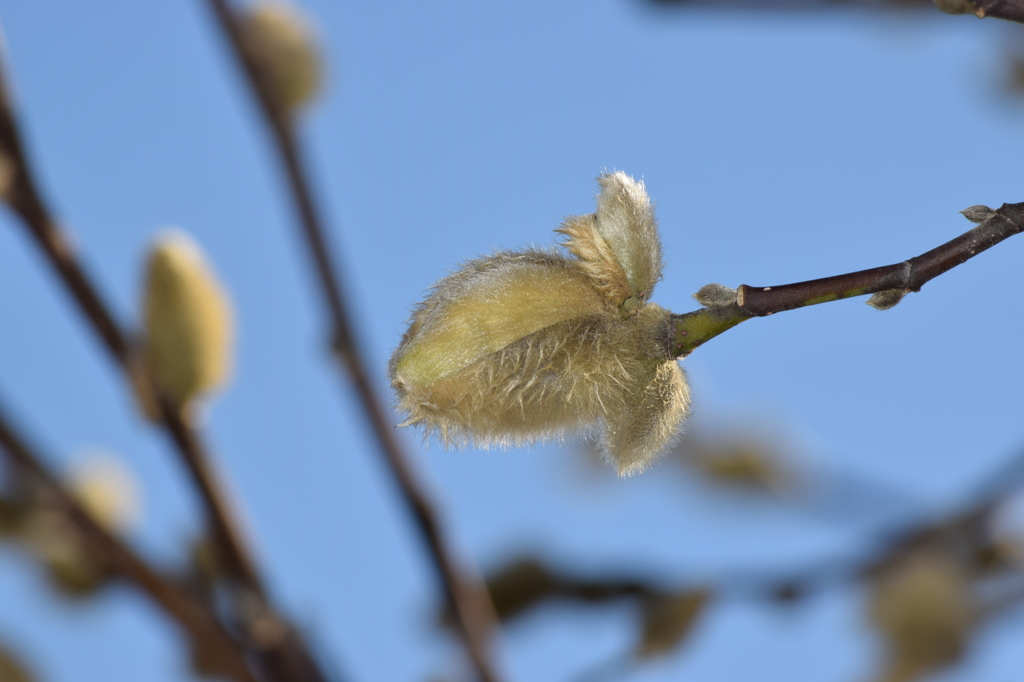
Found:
68,454 -> 141,533
867,550 -> 972,680
142,230 -> 234,412
390,173 -> 689,476
241,1 -> 322,115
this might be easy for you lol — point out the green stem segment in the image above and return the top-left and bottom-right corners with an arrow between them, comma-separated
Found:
667,202 -> 1024,359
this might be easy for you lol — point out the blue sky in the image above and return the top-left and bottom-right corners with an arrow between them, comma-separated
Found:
0,1 -> 1023,681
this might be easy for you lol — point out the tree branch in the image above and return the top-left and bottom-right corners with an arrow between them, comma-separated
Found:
0,396 -> 259,682
0,44 -> 334,682
936,0 -> 1024,23
198,2 -> 503,680
667,202 -> 1024,357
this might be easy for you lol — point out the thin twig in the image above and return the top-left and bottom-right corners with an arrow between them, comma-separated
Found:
198,2 -> 503,680
0,45 -> 334,682
668,202 -> 1024,357
0,396 -> 260,682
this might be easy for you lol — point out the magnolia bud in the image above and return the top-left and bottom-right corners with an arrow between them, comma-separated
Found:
142,231 -> 233,413
240,1 -> 322,116
390,173 -> 690,476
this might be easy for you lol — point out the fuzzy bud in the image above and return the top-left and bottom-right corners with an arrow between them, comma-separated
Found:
693,283 -> 738,308
240,2 -> 322,116
390,173 -> 689,476
866,288 -> 908,311
960,204 -> 995,224
141,231 -> 234,413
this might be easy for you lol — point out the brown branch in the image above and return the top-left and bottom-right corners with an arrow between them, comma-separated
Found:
667,202 -> 1024,357
0,34 -> 259,595
936,0 -> 1024,23
198,2 -> 503,680
0,396 -> 260,682
0,44 -> 334,682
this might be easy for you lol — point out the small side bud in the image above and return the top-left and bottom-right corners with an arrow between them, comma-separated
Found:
960,204 -> 995,223
867,288 -> 908,311
141,231 -> 234,415
240,2 -> 322,116
693,283 -> 737,308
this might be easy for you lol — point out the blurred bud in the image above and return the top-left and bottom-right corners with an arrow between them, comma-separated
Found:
693,283 -> 737,308
484,557 -> 558,622
241,1 -> 322,116
933,0 -> 978,15
23,509 -> 109,598
867,289 -> 908,311
390,173 -> 689,476
691,442 -> 788,493
635,590 -> 710,659
142,230 -> 234,415
68,454 -> 141,533
0,643 -> 34,682
867,550 -> 972,681
960,205 -> 995,224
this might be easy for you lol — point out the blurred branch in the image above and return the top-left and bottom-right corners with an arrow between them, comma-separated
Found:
0,395 -> 259,682
198,1 -> 503,680
0,41 -> 333,682
481,441 -> 1024,628
636,0 -> 931,12
669,202 -> 1024,357
935,0 -> 1024,23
